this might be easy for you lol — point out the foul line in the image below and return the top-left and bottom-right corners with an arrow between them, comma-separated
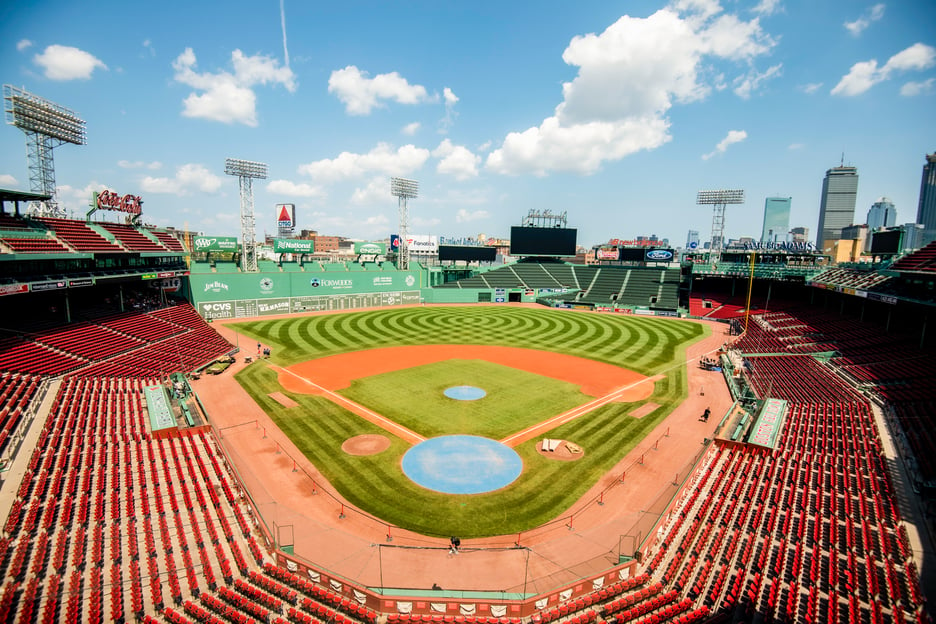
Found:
272,364 -> 426,445
500,339 -> 729,448
499,375 -> 659,448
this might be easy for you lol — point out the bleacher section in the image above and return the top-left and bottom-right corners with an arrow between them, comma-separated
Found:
810,266 -> 893,290
437,262 -> 680,309
145,229 -> 186,252
0,374 -> 381,624
638,306 -> 926,621
1,237 -> 71,254
891,241 -> 936,273
34,217 -> 124,253
98,223 -> 169,253
0,373 -> 43,457
0,303 -> 233,377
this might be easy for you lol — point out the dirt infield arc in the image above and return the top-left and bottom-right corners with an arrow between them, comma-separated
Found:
279,344 -> 654,400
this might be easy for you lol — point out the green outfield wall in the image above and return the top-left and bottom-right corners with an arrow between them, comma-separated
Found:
190,270 -> 424,319
189,268 -> 570,318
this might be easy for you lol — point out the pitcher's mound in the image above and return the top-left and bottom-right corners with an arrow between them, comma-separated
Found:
342,434 -> 391,456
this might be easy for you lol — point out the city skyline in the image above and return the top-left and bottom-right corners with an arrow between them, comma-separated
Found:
1,0 -> 934,248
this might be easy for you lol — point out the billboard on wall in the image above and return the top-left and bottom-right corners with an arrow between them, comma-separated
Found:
273,238 -> 314,254
276,204 -> 295,229
354,241 -> 387,255
596,247 -> 620,261
439,245 -> 497,262
407,235 -> 438,253
389,235 -> 437,254
193,236 -> 239,253
509,226 -> 577,256
644,248 -> 675,262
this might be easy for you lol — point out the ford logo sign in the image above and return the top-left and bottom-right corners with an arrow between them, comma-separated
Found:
646,249 -> 673,260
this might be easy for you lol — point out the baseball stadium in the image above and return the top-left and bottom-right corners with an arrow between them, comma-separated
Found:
0,175 -> 935,624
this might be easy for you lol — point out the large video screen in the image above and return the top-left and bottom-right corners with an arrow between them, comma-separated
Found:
509,226 -> 577,256
870,230 -> 901,255
439,245 -> 497,262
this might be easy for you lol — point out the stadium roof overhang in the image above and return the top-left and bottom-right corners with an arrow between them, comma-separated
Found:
0,188 -> 52,215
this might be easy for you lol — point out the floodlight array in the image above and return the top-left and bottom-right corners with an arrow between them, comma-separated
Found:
3,84 -> 86,145
696,189 -> 745,205
224,158 -> 268,179
390,177 -> 419,199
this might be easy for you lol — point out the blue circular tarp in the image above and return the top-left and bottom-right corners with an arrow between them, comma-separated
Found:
443,385 -> 487,401
401,435 -> 523,494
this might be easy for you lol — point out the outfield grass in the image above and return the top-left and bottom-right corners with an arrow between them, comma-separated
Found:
232,307 -> 707,537
339,359 -> 590,439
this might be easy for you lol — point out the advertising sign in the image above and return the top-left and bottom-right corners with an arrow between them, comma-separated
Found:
390,234 -> 401,251
644,248 -> 675,262
273,238 -> 314,254
596,247 -> 620,260
407,235 -> 438,254
276,204 -> 296,229
193,236 -> 239,253
31,280 -> 66,292
0,284 -> 29,296
95,190 -> 142,216
354,241 -> 387,255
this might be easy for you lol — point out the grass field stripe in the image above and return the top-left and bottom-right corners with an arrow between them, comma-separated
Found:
272,363 -> 426,445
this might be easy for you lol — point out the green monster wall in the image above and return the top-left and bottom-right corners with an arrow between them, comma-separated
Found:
189,270 -> 424,319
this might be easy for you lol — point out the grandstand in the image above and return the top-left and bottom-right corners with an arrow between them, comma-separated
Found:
0,207 -> 933,624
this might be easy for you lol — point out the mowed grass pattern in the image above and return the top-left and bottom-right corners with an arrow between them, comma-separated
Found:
232,307 -> 707,537
340,360 -> 590,439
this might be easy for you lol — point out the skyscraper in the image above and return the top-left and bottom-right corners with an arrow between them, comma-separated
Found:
916,152 -> 936,246
761,197 -> 791,243
816,165 -> 859,250
866,197 -> 896,231
686,230 -> 700,249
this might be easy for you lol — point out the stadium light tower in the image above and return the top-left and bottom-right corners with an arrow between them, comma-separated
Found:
3,85 -> 87,217
224,158 -> 267,273
696,189 -> 744,258
390,177 -> 418,270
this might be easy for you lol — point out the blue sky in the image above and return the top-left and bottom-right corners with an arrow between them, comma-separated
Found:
1,0 -> 934,248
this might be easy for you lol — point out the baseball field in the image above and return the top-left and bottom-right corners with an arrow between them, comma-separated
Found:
231,306 -> 706,537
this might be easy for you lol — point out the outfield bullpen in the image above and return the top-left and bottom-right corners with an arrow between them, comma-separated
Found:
232,306 -> 706,537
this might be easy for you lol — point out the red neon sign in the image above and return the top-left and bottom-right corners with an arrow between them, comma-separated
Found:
97,190 -> 142,215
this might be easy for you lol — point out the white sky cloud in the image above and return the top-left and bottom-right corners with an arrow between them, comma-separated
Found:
33,44 -> 107,80
844,4 -> 886,36
16,39 -> 33,52
486,4 -> 775,175
433,139 -> 480,180
298,143 -> 430,182
799,82 -> 823,94
350,177 -> 388,205
172,47 -> 296,126
402,122 -> 421,136
901,78 -> 935,97
118,160 -> 162,170
0,174 -> 19,187
266,179 -> 324,198
440,87 -> 459,133
702,129 -> 747,160
752,0 -> 782,16
56,182 -> 108,215
734,63 -> 782,98
832,42 -> 936,96
140,163 -> 222,195
455,209 -> 490,223
788,142 -> 805,150
328,65 -> 432,115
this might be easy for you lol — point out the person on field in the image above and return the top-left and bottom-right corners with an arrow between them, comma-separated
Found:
701,407 -> 710,422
